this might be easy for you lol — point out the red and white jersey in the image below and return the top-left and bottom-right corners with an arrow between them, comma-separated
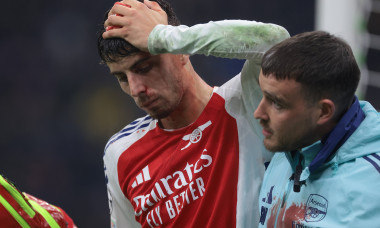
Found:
104,74 -> 271,228
103,20 -> 290,228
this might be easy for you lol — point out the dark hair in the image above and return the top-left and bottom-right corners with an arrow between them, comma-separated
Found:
97,0 -> 180,63
261,31 -> 360,116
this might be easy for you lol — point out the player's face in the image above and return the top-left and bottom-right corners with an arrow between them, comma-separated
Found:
107,52 -> 184,119
254,72 -> 321,152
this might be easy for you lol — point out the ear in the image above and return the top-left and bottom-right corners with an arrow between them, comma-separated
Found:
316,99 -> 335,125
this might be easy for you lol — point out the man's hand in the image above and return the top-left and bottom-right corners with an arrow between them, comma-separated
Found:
103,0 -> 168,52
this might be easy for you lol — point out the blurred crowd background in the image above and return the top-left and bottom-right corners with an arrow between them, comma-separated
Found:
1,0 -> 378,227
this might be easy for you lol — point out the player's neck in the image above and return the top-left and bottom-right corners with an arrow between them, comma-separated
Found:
159,75 -> 213,129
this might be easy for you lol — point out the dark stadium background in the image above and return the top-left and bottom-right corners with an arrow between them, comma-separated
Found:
1,0 -> 378,227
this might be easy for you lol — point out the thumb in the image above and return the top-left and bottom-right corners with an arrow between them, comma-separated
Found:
144,0 -> 162,11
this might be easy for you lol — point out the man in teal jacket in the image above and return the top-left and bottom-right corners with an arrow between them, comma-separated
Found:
255,31 -> 380,227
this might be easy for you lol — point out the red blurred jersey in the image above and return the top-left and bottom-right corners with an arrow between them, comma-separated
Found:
0,177 -> 76,228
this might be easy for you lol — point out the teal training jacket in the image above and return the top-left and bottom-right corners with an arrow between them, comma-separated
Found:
258,101 -> 380,228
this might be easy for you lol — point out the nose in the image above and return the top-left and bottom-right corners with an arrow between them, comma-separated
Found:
128,74 -> 147,97
254,98 -> 268,120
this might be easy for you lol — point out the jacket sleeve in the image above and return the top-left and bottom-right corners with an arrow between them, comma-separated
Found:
148,20 -> 289,60
148,20 -> 290,138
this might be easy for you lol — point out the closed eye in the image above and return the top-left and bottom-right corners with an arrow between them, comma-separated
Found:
133,63 -> 152,74
113,73 -> 128,83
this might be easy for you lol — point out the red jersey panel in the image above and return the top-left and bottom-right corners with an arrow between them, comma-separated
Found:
117,93 -> 239,227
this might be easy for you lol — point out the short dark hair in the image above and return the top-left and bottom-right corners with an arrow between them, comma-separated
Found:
261,31 -> 360,116
97,0 -> 180,63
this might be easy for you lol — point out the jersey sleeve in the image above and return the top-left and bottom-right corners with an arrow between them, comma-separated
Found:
148,20 -> 290,138
104,149 -> 141,228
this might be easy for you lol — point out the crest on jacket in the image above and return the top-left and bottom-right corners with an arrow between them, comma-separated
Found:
305,194 -> 328,222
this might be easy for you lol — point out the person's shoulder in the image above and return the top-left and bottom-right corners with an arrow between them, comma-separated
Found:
360,100 -> 380,114
332,152 -> 380,222
216,73 -> 242,97
104,115 -> 156,153
334,152 -> 380,186
220,73 -> 241,91
358,152 -> 380,177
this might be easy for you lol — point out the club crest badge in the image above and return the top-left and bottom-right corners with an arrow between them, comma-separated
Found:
305,194 -> 328,222
181,121 -> 212,150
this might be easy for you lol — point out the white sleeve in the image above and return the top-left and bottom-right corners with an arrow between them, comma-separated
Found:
104,151 -> 141,228
148,20 -> 289,60
148,19 -> 290,138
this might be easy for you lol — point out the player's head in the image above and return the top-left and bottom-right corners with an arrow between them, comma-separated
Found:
254,31 -> 360,152
261,31 -> 360,116
97,0 -> 187,120
97,0 -> 180,63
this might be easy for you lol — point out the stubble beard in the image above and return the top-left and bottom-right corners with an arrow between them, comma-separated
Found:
148,107 -> 173,119
138,93 -> 182,121
264,131 -> 312,153
260,120 -> 284,152
264,138 -> 283,152
263,133 -> 297,153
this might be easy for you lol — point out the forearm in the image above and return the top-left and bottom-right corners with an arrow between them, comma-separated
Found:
148,20 -> 290,60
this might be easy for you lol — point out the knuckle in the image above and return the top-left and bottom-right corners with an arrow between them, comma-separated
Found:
128,8 -> 137,16
107,16 -> 115,24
